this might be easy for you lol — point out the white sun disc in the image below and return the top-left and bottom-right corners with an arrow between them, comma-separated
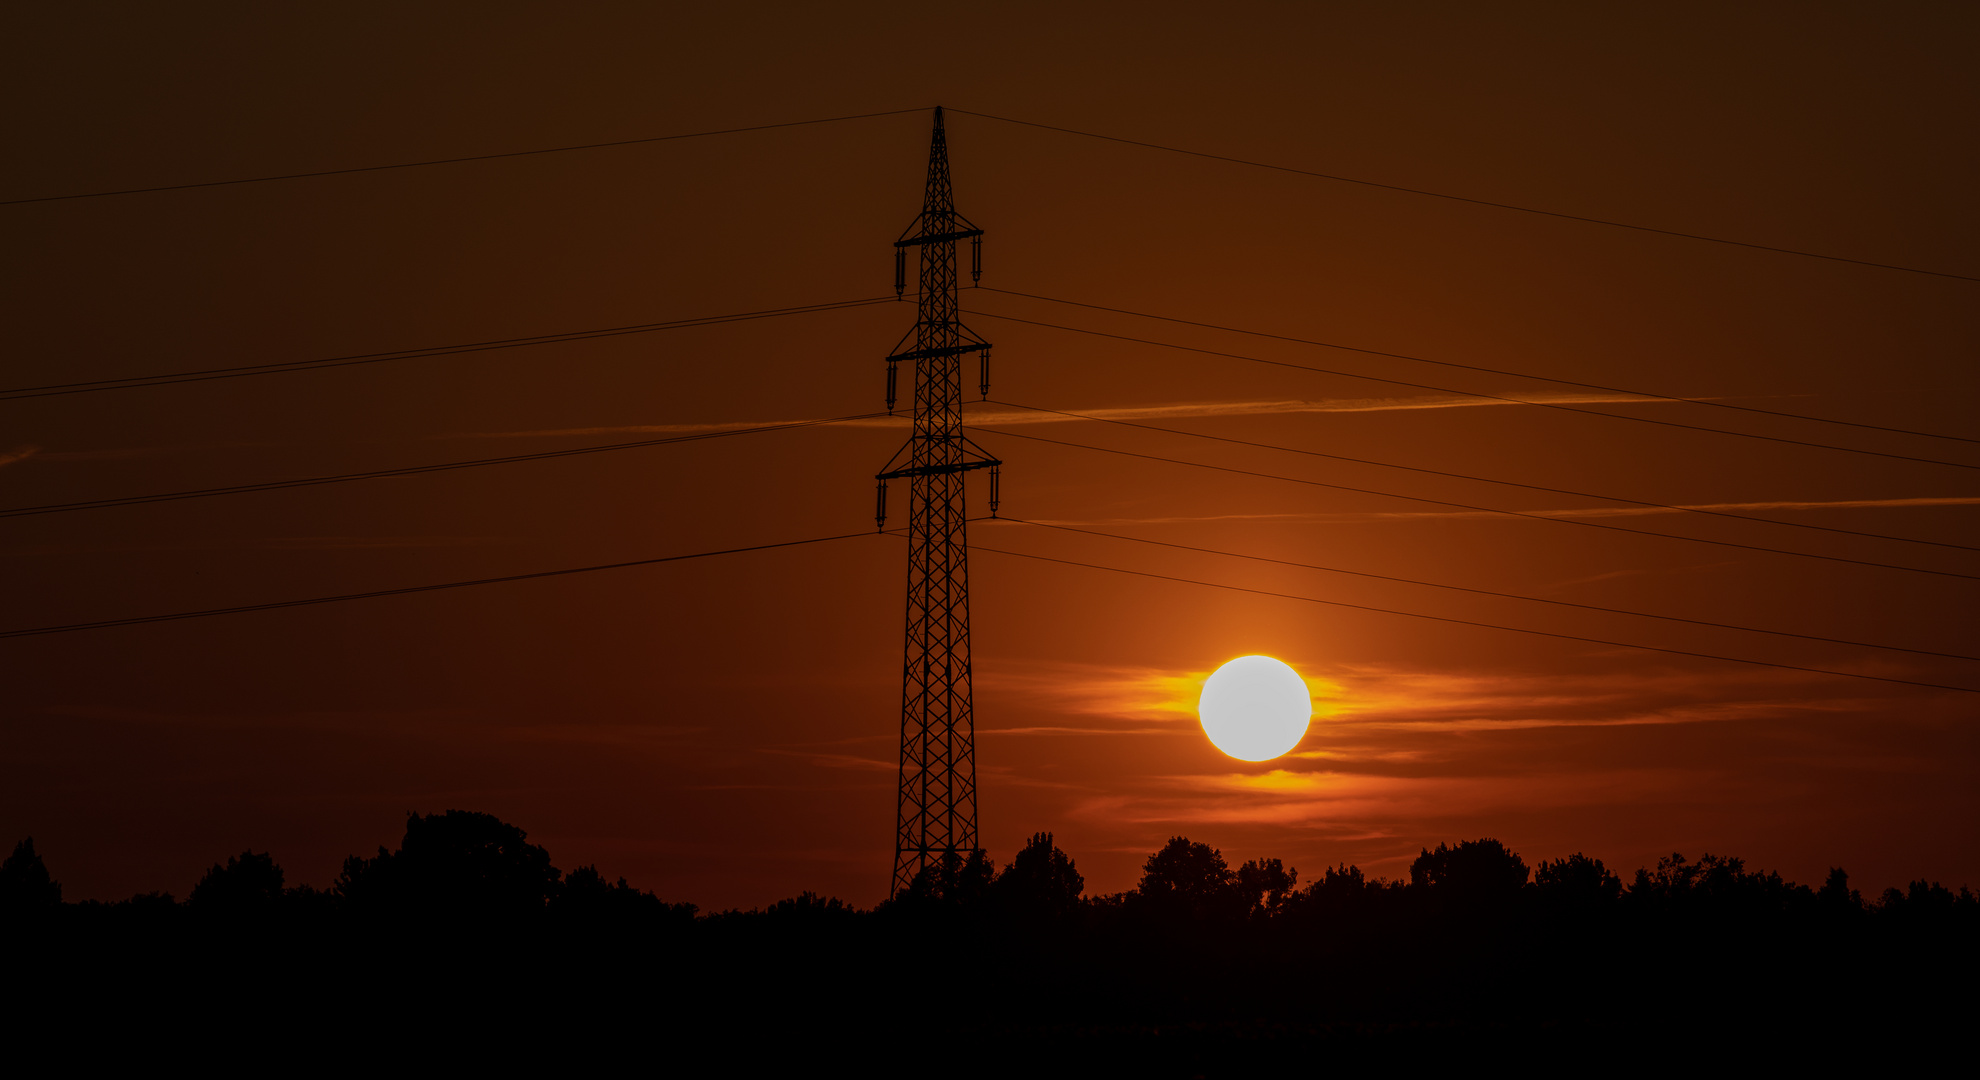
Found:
1198,655 -> 1312,761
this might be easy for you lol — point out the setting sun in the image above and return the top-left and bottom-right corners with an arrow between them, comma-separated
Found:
1198,656 -> 1314,761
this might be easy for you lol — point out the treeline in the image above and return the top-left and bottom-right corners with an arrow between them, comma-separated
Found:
5,809 -> 1970,932
4,812 -> 1973,1061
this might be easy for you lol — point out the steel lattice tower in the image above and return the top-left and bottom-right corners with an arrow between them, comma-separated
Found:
874,107 -> 999,896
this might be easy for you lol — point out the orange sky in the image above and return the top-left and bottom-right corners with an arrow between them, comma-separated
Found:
3,3 -> 1975,908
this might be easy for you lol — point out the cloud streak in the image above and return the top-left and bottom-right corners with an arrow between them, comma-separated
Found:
1022,495 -> 1980,528
449,392 -> 1669,439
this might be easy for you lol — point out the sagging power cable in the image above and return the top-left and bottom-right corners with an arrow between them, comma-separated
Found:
1001,517 -> 1979,662
948,108 -> 1979,284
0,532 -> 876,639
965,311 -> 1979,472
2,296 -> 896,400
966,421 -> 1979,580
966,540 -> 1979,694
975,400 -> 1978,552
0,412 -> 890,519
2,108 -> 927,206
979,285 -> 1979,446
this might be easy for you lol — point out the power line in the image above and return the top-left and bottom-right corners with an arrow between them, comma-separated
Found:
978,400 -> 1978,553
20,101 -> 1967,288
968,421 -> 1979,580
0,532 -> 874,639
1,296 -> 896,401
967,310 -> 1980,472
1,108 -> 928,206
1006,518 -> 1978,662
0,412 -> 888,519
947,109 -> 1979,284
967,540 -> 1979,694
979,286 -> 1980,447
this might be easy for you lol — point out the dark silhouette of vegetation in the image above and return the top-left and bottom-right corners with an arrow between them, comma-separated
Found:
0,837 -> 61,914
7,816 -> 1973,1063
190,851 -> 284,916
335,810 -> 560,920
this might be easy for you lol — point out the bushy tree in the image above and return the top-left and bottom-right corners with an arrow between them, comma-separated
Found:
190,851 -> 285,915
1137,837 -> 1244,921
1410,839 -> 1529,903
762,891 -> 856,923
1237,857 -> 1298,918
1534,853 -> 1621,906
336,810 -> 560,919
1626,852 -> 1810,922
553,864 -> 697,926
1874,880 -> 1974,926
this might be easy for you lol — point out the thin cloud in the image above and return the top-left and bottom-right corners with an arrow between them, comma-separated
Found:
758,747 -> 895,772
1028,495 -> 1980,528
967,393 -> 1668,426
0,445 -> 38,468
981,725 -> 1186,736
450,417 -> 909,439
449,392 -> 1669,439
1,535 -> 519,558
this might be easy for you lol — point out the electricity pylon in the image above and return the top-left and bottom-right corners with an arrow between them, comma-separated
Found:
874,107 -> 1000,897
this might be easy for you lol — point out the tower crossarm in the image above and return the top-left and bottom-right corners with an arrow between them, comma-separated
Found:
877,458 -> 999,482
894,229 -> 983,249
886,342 -> 989,365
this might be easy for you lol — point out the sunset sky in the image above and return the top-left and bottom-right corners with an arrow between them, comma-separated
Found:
3,3 -> 1974,909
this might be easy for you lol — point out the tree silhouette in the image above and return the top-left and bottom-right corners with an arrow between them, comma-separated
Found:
1237,857 -> 1298,917
762,890 -> 858,923
554,864 -> 696,926
892,848 -> 997,916
994,832 -> 1084,920
1817,867 -> 1862,915
0,838 -> 62,914
1534,852 -> 1621,906
1137,836 -> 1244,921
336,810 -> 559,919
190,851 -> 286,915
1410,838 -> 1529,906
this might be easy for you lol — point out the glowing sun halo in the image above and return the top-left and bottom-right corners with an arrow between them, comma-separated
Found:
1198,655 -> 1313,761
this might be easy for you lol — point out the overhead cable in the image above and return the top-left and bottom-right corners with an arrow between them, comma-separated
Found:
977,400 -> 1978,553
966,422 -> 1979,580
966,311 -> 1979,472
0,532 -> 874,639
947,108 -> 1978,284
1,108 -> 928,206
1,296 -> 896,400
966,540 -> 1979,694
1006,518 -> 1978,662
0,412 -> 889,519
979,285 -> 1980,446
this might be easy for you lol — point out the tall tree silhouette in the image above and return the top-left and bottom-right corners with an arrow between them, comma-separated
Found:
993,832 -> 1084,921
0,838 -> 61,914
894,848 -> 996,915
